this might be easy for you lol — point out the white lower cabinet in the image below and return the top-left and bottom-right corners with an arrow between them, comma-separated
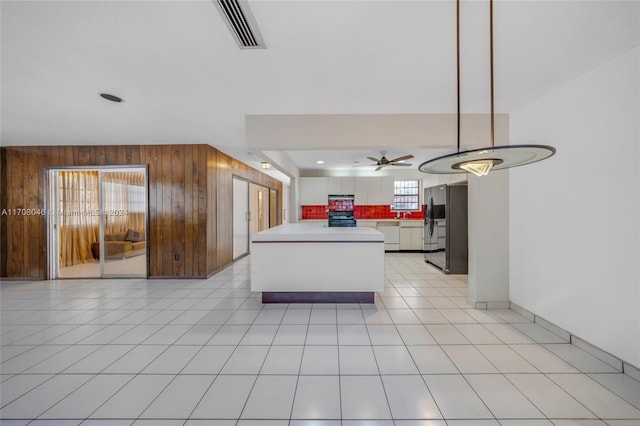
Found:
400,225 -> 424,251
357,220 -> 378,228
376,222 -> 400,251
363,220 -> 423,251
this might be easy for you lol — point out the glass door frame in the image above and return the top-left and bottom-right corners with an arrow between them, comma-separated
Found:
45,165 -> 149,279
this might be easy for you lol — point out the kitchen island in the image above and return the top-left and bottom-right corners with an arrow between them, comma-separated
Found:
250,223 -> 385,303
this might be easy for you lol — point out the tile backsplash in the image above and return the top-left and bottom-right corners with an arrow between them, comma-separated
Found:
301,205 -> 328,219
301,205 -> 424,220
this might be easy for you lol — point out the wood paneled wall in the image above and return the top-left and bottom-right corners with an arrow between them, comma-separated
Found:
0,144 -> 282,279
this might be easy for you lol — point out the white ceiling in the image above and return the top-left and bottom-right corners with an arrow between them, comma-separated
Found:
2,0 -> 638,179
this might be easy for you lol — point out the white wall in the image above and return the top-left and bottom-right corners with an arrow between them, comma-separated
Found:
468,171 -> 510,307
509,47 -> 640,367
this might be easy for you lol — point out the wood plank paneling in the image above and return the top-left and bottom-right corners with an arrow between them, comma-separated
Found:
171,145 -> 185,276
197,145 -> 207,276
1,144 -> 282,280
95,146 -> 106,165
160,145 -> 172,276
77,146 -> 91,166
184,145 -> 194,277
104,146 -> 118,165
206,147 -> 217,275
9,148 -> 25,276
0,147 -> 7,277
141,145 -> 159,276
117,146 -> 127,165
62,146 -> 74,166
216,152 -> 233,270
26,146 -> 40,277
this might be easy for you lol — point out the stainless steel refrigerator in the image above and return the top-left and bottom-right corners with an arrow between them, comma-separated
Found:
424,184 -> 468,274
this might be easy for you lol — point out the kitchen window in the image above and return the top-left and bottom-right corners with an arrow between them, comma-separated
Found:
393,180 -> 420,210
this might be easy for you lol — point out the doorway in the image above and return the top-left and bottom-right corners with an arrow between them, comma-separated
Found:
47,167 -> 148,279
232,177 -> 278,260
232,177 -> 249,259
269,188 -> 279,228
249,183 -> 269,236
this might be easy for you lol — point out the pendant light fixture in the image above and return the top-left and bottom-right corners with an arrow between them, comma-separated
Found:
419,0 -> 555,176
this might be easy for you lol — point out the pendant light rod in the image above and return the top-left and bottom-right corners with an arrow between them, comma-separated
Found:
456,0 -> 461,153
490,0 -> 495,147
418,0 -> 556,176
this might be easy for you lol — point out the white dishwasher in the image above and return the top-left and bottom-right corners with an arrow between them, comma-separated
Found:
376,221 -> 400,251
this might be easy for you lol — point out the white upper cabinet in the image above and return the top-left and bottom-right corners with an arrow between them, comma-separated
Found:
327,177 -> 355,195
366,177 -> 380,205
300,178 -> 315,205
354,177 -> 369,205
302,176 -> 394,206
353,177 -> 394,205
300,177 -> 329,205
315,178 -> 329,204
378,177 -> 394,205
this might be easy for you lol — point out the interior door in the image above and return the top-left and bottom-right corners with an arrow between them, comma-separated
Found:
233,177 -> 250,259
100,168 -> 147,277
249,183 -> 269,236
269,188 -> 278,228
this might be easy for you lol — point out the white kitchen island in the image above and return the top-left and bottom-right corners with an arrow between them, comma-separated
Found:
250,223 -> 385,303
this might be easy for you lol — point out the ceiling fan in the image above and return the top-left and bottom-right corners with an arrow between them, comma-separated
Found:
355,151 -> 414,171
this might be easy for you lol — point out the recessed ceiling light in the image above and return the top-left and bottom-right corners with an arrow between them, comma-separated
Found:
316,160 -> 324,164
100,93 -> 123,103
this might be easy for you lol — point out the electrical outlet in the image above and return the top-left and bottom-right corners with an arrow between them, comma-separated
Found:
174,254 -> 179,261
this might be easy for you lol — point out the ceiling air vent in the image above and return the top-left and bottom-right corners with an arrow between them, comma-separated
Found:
215,0 -> 265,49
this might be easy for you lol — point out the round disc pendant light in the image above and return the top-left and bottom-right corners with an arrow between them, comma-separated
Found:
419,0 -> 555,176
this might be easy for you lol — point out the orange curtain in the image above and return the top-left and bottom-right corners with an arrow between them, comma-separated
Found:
102,171 -> 145,234
59,171 -> 99,267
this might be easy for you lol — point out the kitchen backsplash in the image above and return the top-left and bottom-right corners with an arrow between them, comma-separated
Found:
301,205 -> 424,220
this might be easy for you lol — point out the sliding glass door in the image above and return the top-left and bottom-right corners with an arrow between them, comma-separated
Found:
50,170 -> 100,278
100,168 -> 147,277
48,167 -> 147,279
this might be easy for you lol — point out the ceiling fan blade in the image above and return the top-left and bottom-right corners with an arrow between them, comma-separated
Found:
390,163 -> 412,167
352,164 -> 379,167
389,154 -> 414,163
366,156 -> 380,163
375,165 -> 384,171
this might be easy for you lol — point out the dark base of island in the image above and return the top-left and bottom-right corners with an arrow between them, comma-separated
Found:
262,291 -> 375,304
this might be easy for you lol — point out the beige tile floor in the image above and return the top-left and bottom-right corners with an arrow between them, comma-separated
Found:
1,253 -> 639,425
59,254 -> 147,278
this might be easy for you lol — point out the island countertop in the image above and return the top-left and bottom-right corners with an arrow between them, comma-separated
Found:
250,223 -> 385,302
251,223 -> 384,243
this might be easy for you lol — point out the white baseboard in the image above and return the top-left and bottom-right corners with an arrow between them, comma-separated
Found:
508,302 -> 631,374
